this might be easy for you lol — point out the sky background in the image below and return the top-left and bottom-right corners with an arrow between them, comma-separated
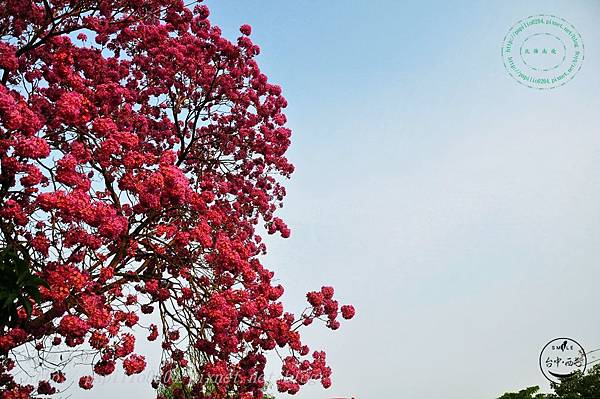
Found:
86,1 -> 600,398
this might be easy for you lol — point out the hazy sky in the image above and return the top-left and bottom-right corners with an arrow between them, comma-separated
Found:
86,1 -> 600,398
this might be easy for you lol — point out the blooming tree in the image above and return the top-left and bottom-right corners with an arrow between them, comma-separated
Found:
0,1 -> 355,398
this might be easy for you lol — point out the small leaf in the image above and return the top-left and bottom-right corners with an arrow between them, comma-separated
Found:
20,298 -> 33,318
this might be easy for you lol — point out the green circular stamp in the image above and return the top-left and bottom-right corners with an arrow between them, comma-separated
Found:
501,15 -> 584,90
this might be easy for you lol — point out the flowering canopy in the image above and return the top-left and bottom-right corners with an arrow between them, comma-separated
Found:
0,1 -> 354,398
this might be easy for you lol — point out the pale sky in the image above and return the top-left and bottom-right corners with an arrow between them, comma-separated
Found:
85,1 -> 600,398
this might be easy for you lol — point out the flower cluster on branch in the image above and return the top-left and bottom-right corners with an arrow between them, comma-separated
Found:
0,1 -> 354,398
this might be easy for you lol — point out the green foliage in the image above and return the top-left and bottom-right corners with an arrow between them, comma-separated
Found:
552,364 -> 600,399
157,366 -> 277,399
497,364 -> 600,399
157,367 -> 194,399
497,386 -> 547,399
0,248 -> 48,328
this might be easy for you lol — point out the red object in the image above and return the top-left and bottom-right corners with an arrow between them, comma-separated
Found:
0,1 -> 354,397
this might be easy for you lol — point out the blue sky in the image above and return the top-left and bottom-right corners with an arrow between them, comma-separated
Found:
87,1 -> 600,398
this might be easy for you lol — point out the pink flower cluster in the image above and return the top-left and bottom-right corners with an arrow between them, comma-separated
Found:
305,286 -> 355,330
58,315 -> 90,339
123,354 -> 146,376
0,1 -> 354,398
